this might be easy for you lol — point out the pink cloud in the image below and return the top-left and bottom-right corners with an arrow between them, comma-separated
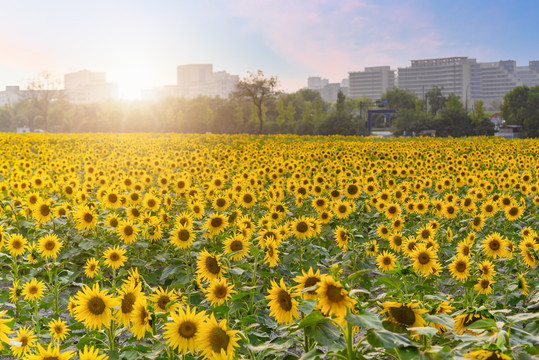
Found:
227,0 -> 445,82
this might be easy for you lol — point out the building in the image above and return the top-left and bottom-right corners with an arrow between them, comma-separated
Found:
0,86 -> 24,106
64,70 -> 118,104
398,57 -> 476,101
348,66 -> 395,100
307,77 -> 348,103
176,64 -> 239,99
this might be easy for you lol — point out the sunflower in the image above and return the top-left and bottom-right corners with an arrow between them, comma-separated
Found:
457,239 -> 473,258
10,326 -> 37,358
482,232 -> 509,259
170,224 -> 195,249
291,216 -> 315,239
196,250 -> 226,282
470,214 -> 486,231
410,244 -> 438,276
449,256 -> 471,281
37,233 -> 63,260
474,277 -> 494,295
190,200 -> 206,219
198,314 -> 240,360
204,214 -> 227,237
117,219 -> 138,244
431,301 -> 455,333
48,318 -> 70,342
204,278 -> 237,306
149,286 -> 180,313
332,200 -> 355,219
9,280 -> 20,303
520,246 -> 538,268
504,204 -> 524,221
222,234 -> 250,261
365,240 -> 379,257
384,203 -> 402,219
392,217 -> 405,232
334,226 -> 349,251
480,200 -> 498,217
416,224 -> 435,242
115,280 -> 144,327
389,232 -> 404,252
237,191 -> 256,209
293,267 -> 322,300
142,192 -> 160,212
130,297 -> 153,340
103,245 -> 127,270
443,203 -> 458,219
478,259 -> 496,279
102,189 -> 121,209
0,310 -> 12,351
263,238 -> 280,267
454,311 -> 489,335
6,233 -> 27,257
74,283 -> 119,330
376,224 -> 391,239
381,301 -> 428,328
78,345 -> 109,360
343,183 -> 361,199
376,250 -> 397,272
463,349 -> 512,360
312,197 -> 329,212
317,275 -> 356,318
126,206 -> 142,221
163,305 -> 207,355
22,278 -> 46,303
403,236 -> 419,256
75,206 -> 98,231
33,199 -> 53,223
265,278 -> 300,324
517,272 -> 529,296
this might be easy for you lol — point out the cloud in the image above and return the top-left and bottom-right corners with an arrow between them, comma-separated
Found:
227,0 -> 445,82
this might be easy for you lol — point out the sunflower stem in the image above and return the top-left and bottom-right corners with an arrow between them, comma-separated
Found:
346,321 -> 355,360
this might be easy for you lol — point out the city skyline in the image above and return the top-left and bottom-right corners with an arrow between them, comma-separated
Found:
2,0 -> 539,99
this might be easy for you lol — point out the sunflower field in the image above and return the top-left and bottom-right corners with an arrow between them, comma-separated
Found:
0,133 -> 538,360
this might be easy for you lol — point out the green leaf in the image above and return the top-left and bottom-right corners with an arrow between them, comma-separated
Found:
407,326 -> 438,338
159,264 -> 179,282
466,318 -> 497,330
345,310 -> 383,330
121,351 -> 140,360
375,276 -> 401,290
304,321 -> 345,350
425,314 -> 455,329
299,348 -> 324,360
367,329 -> 413,349
507,312 -> 539,324
299,311 -> 328,328
298,299 -> 317,315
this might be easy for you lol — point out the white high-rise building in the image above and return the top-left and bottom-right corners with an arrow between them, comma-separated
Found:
64,70 -> 118,104
348,66 -> 395,100
176,64 -> 239,98
398,57 -> 476,101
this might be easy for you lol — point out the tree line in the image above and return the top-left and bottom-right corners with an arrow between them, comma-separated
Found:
1,71 -> 537,137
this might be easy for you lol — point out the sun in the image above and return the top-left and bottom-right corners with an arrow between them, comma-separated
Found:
110,62 -> 155,100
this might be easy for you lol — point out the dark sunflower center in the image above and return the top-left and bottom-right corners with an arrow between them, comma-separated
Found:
509,207 -> 518,216
338,205 -> 347,213
480,280 -> 490,289
109,252 -> 120,262
304,277 -> 320,294
347,185 -> 358,194
446,207 -> 455,214
267,245 -> 274,257
485,205 -> 493,213
473,217 -> 481,226
326,284 -> 344,303
121,293 -> 136,313
418,252 -> 430,265
89,263 -> 96,271
12,240 -> 22,249
179,321 -> 196,338
147,199 -> 156,208
84,213 -> 94,223
44,240 -> 56,251
296,222 -> 309,233
243,194 -> 253,203
29,285 -> 38,294
209,327 -> 230,353
383,257 -> 392,265
389,305 -> 416,326
40,204 -> 50,216
461,246 -> 470,256
230,240 -> 243,252
489,240 -> 500,250
216,199 -> 226,207
123,226 -> 134,236
393,236 -> 402,246
54,325 -> 63,334
214,285 -> 228,299
421,230 -> 430,239
211,217 -> 223,228
178,229 -> 190,242
110,218 -> 118,227
158,295 -> 170,310
20,336 -> 28,346
132,209 -> 140,217
108,194 -> 118,203
388,206 -> 397,214
456,261 -> 467,273
205,257 -> 220,274
88,296 -> 106,315
277,289 -> 293,311
316,199 -> 325,207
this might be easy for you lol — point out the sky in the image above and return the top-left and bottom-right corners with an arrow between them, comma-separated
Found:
1,0 -> 539,99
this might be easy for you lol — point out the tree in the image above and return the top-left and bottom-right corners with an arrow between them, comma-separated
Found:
234,70 -> 278,134
501,85 -> 539,138
472,99 -> 487,123
24,71 -> 63,131
319,91 -> 355,135
381,88 -> 417,110
425,86 -> 447,116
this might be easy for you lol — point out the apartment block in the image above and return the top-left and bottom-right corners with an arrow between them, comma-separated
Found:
348,66 -> 395,100
64,70 -> 118,104
176,64 -> 239,99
